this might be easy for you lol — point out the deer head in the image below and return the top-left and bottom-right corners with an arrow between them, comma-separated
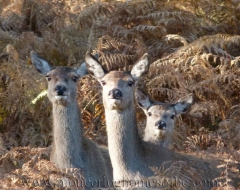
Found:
85,53 -> 149,111
31,51 -> 87,106
135,88 -> 193,145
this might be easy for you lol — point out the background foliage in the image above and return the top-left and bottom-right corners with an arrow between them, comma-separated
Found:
0,0 -> 239,189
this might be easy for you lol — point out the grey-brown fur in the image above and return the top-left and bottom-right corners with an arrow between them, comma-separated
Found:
135,88 -> 193,148
85,52 -> 220,190
31,51 -> 112,189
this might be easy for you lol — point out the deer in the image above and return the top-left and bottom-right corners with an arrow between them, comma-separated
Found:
85,53 -> 220,189
30,51 -> 112,189
135,88 -> 193,148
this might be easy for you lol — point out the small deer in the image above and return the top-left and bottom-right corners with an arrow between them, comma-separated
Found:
85,52 -> 219,189
30,51 -> 112,188
135,88 -> 193,148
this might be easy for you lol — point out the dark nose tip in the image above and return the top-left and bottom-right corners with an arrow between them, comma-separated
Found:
155,120 -> 167,130
55,85 -> 66,96
108,88 -> 123,99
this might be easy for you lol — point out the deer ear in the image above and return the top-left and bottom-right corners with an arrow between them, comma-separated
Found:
76,62 -> 88,77
173,94 -> 193,114
131,53 -> 149,81
77,53 -> 99,77
135,88 -> 152,111
31,51 -> 52,75
85,52 -> 106,80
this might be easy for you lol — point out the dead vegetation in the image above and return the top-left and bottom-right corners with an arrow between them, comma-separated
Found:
0,0 -> 239,189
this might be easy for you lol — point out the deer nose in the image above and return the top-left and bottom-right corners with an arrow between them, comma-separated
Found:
155,120 -> 167,130
108,88 -> 122,99
55,85 -> 66,96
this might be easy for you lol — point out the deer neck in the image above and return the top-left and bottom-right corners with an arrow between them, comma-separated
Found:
52,101 -> 83,168
105,104 -> 144,180
143,124 -> 156,142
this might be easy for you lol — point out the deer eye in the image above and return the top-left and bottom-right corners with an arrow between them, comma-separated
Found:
101,80 -> 106,86
72,76 -> 79,82
147,112 -> 152,117
170,115 -> 175,119
46,75 -> 51,81
127,81 -> 134,87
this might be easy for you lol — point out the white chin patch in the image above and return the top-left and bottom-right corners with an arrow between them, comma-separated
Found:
155,128 -> 165,134
108,99 -> 122,106
109,99 -> 121,105
55,95 -> 68,101
155,129 -> 165,139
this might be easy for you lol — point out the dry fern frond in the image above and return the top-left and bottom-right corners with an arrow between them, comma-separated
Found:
0,146 -> 85,189
77,3 -> 113,29
185,134 -> 214,152
163,34 -> 188,46
131,25 -> 166,38
97,35 -> 128,52
215,158 -> 239,190
151,160 -> 203,190
0,30 -> 16,50
99,53 -> 135,71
